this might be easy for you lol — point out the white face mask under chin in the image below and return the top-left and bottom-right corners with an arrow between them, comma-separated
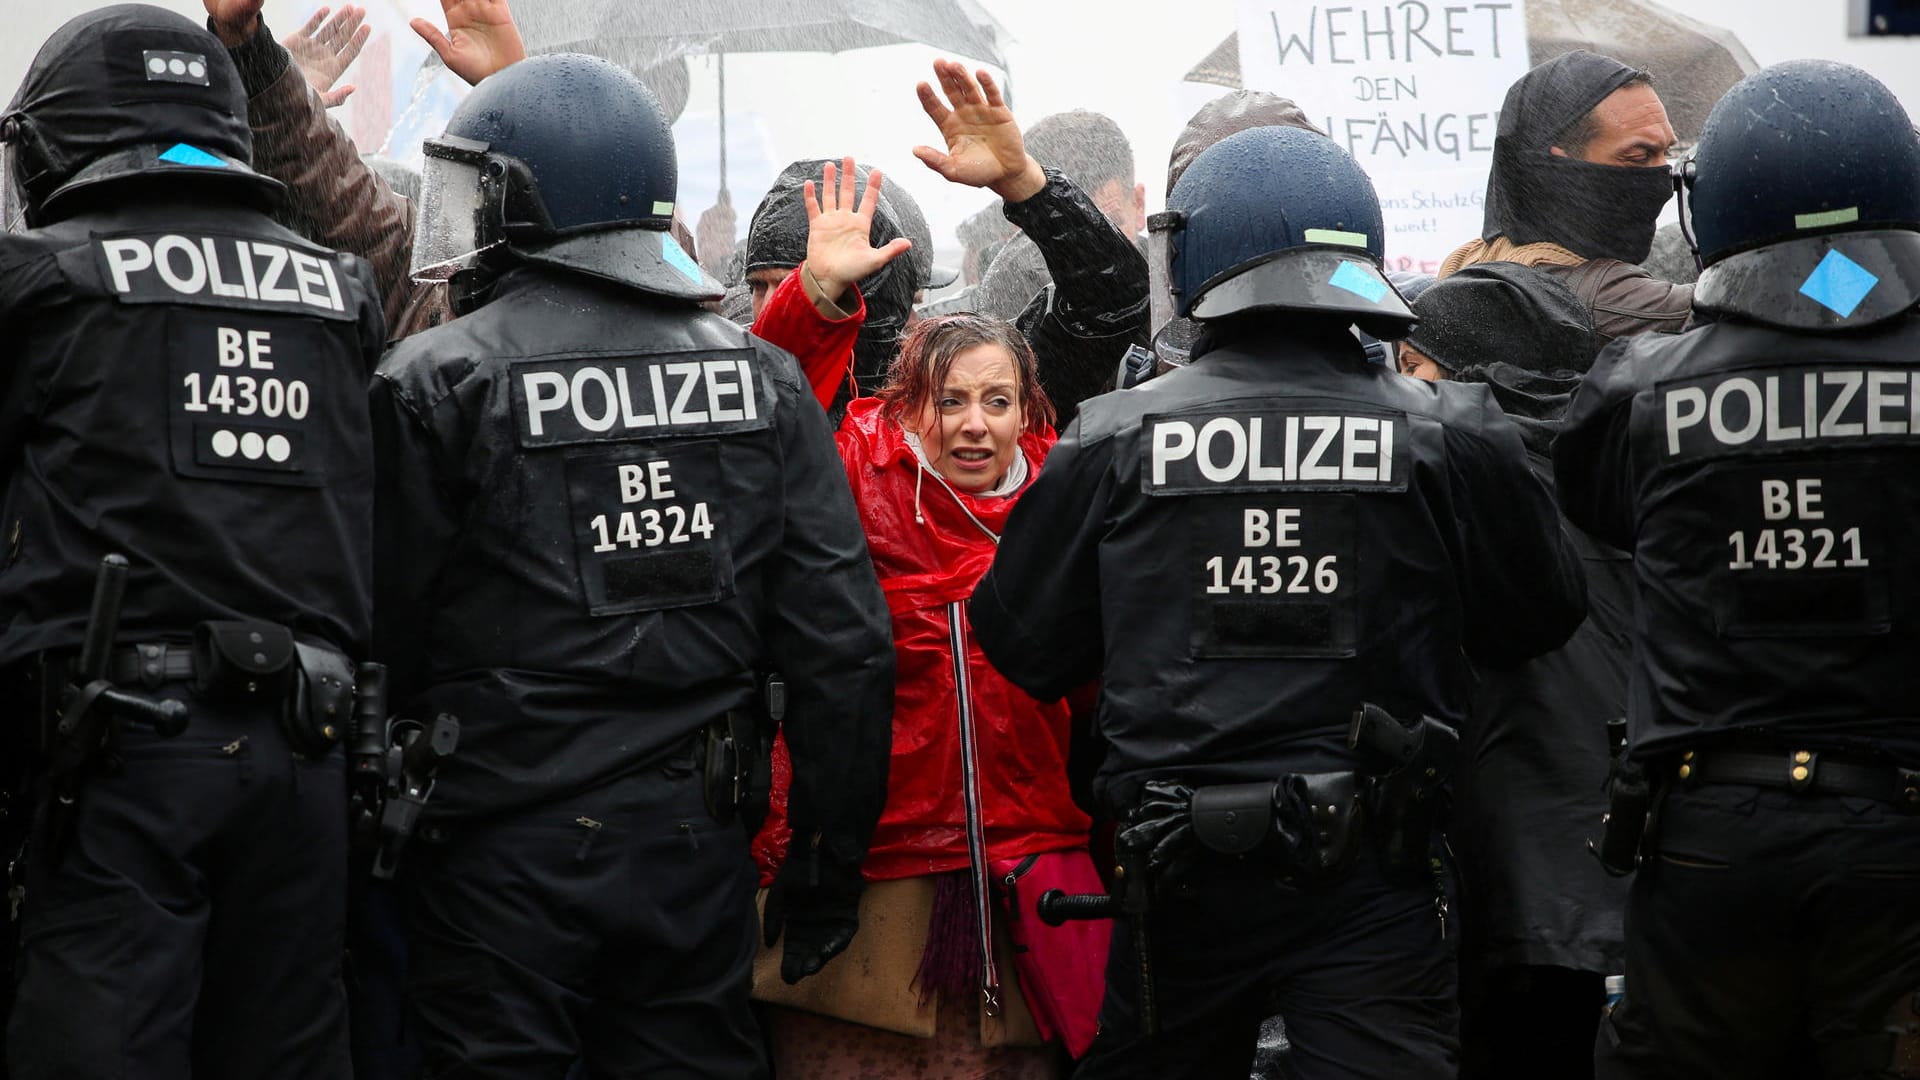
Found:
904,430 -> 1026,497
902,429 -> 1026,540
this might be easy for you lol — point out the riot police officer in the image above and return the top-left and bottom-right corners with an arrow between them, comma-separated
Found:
0,6 -> 386,1077
1556,62 -> 1920,1079
369,55 -> 894,1077
970,125 -> 1587,1078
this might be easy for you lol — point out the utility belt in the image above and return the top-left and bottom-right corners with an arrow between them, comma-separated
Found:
1592,739 -> 1920,877
1153,705 -> 1458,890
1038,703 -> 1458,1036
43,620 -> 355,759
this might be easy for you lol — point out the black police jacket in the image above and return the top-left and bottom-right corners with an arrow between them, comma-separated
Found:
370,266 -> 895,848
1556,313 -> 1920,763
971,322 -> 1587,812
0,197 -> 385,666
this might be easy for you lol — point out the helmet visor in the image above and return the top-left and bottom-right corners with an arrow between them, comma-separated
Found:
1191,247 -> 1416,339
1147,210 -> 1179,342
411,135 -> 496,282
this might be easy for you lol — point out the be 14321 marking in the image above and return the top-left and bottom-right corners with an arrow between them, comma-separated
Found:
1724,477 -> 1868,570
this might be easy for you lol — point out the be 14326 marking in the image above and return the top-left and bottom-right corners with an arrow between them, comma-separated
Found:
1202,507 -> 1341,595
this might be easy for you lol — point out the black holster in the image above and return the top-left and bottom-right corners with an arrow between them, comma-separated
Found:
1291,770 -> 1366,884
1591,754 -> 1652,877
703,709 -> 760,828
285,642 -> 354,758
1349,704 -> 1459,886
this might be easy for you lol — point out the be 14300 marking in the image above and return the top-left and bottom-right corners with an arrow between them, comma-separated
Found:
182,373 -> 309,419
182,326 -> 309,418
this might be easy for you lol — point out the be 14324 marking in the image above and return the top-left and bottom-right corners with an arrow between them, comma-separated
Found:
584,459 -> 713,553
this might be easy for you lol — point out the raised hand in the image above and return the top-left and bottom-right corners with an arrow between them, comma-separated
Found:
203,0 -> 264,47
912,58 -> 1046,203
283,6 -> 370,107
410,0 -> 526,87
803,157 -> 914,304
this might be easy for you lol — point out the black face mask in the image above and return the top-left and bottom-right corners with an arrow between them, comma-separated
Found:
1510,155 -> 1674,264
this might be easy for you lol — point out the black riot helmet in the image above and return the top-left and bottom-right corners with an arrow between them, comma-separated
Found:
411,53 -> 722,305
1159,125 -> 1414,341
1684,60 -> 1920,331
2,4 -> 280,229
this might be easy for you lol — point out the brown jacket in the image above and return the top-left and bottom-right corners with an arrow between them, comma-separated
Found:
238,42 -> 449,342
1441,237 -> 1692,346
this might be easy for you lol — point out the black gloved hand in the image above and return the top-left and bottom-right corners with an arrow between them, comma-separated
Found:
1117,780 -> 1198,887
762,834 -> 864,984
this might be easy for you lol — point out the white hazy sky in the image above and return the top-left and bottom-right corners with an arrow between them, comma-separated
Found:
3,0 -> 1917,262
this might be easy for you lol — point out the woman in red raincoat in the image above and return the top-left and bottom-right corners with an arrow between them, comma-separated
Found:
749,146 -> 1106,1078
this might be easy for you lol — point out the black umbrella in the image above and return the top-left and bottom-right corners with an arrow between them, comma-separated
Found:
516,0 -> 1012,192
1184,0 -> 1755,143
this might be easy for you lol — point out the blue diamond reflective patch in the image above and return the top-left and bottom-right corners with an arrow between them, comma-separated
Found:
660,232 -> 703,284
157,143 -> 228,168
1328,260 -> 1389,303
1797,249 -> 1879,317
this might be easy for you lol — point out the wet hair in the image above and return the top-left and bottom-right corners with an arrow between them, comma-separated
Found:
1554,71 -> 1655,155
877,313 -> 1055,436
1025,110 -> 1135,193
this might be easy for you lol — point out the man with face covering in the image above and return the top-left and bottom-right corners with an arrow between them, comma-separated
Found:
1441,51 -> 1691,345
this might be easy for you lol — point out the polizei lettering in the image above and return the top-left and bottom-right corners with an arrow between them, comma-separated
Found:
511,351 -> 770,448
1661,365 -> 1920,458
96,233 -> 346,315
1144,408 -> 1409,494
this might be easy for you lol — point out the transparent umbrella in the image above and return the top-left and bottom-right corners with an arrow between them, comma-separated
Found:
514,0 -> 1012,193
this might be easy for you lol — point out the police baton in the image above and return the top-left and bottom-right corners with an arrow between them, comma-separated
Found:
45,555 -> 189,855
1036,861 -> 1160,1035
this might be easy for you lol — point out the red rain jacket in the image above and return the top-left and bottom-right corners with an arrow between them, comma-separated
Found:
750,268 -> 1090,882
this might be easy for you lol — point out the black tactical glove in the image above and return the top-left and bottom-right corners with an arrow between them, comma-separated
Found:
762,834 -> 864,985
1116,780 -> 1200,888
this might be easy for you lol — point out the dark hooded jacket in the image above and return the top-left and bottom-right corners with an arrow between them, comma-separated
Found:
1409,264 -> 1632,975
1444,51 -> 1693,344
746,159 -> 917,406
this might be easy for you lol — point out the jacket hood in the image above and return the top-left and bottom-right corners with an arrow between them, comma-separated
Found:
747,160 -> 915,394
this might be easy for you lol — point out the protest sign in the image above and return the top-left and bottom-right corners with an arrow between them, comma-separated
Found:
1237,1 -> 1530,272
